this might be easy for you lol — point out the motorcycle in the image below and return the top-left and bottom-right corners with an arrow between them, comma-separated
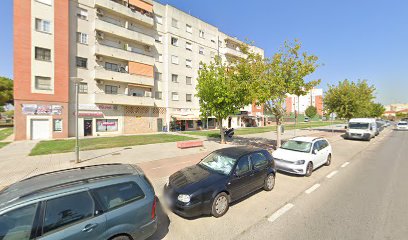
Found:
224,128 -> 235,139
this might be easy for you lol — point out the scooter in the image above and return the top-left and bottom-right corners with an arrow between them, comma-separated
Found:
224,128 -> 235,139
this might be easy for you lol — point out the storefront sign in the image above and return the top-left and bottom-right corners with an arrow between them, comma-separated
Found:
79,104 -> 116,111
77,112 -> 104,117
22,104 -> 37,115
52,105 -> 62,115
22,104 -> 62,115
101,121 -> 116,126
98,104 -> 115,110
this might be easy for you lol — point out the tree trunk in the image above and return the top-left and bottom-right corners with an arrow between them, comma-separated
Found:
276,118 -> 282,149
219,118 -> 225,144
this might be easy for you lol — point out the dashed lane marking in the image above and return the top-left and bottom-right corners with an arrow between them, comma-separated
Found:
268,203 -> 294,222
305,184 -> 321,194
326,170 -> 338,179
341,162 -> 350,168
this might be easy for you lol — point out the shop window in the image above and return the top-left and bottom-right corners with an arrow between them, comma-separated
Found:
96,119 -> 118,132
187,120 -> 194,129
53,119 -> 62,132
208,118 -> 215,127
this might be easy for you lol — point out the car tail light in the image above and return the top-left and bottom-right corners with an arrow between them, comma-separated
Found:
151,196 -> 157,219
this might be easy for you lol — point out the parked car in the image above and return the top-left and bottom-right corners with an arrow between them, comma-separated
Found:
163,146 -> 276,218
396,121 -> 408,130
304,117 -> 310,122
0,164 -> 157,240
345,118 -> 377,141
272,137 -> 332,177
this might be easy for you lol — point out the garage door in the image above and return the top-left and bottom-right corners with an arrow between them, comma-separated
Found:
31,119 -> 51,140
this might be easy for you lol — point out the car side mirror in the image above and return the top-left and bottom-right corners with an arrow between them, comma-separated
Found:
313,149 -> 318,154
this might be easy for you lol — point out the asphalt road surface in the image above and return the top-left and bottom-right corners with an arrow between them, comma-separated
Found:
237,129 -> 408,240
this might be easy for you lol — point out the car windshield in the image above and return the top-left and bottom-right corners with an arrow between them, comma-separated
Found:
199,152 -> 236,175
349,122 -> 369,129
281,140 -> 312,153
398,122 -> 407,126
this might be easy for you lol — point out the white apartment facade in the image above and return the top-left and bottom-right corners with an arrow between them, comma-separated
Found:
14,0 -> 264,140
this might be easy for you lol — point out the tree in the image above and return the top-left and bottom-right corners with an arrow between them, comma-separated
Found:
196,57 -> 249,143
255,41 -> 320,147
324,79 -> 376,120
0,77 -> 13,106
368,103 -> 385,118
305,106 -> 317,119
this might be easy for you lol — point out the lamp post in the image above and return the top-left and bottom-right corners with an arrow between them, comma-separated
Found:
70,77 -> 83,164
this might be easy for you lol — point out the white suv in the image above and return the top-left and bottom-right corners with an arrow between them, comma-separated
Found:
397,121 -> 408,130
272,137 -> 332,177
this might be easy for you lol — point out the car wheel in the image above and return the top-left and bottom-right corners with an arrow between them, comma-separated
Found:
305,162 -> 313,177
263,174 -> 275,191
110,235 -> 131,240
211,192 -> 229,218
325,154 -> 332,166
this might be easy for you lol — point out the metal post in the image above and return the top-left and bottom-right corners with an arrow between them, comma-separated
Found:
75,81 -> 80,164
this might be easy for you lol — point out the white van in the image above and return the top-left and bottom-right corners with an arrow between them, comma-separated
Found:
346,118 -> 377,141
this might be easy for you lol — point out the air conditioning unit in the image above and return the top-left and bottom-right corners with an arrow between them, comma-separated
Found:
145,91 -> 152,97
97,31 -> 104,39
96,8 -> 104,16
96,56 -> 103,62
145,45 -> 151,52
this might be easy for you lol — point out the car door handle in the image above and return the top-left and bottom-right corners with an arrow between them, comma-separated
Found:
82,223 -> 98,232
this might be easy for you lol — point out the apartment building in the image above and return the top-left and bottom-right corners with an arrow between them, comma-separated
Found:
14,0 -> 264,140
286,88 -> 324,116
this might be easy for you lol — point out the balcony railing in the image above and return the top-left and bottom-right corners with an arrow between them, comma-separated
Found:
223,47 -> 247,59
95,44 -> 155,66
94,92 -> 155,107
95,0 -> 154,27
95,67 -> 154,86
95,19 -> 154,46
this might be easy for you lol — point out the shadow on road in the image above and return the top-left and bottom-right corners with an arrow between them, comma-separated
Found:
147,199 -> 170,240
78,147 -> 133,163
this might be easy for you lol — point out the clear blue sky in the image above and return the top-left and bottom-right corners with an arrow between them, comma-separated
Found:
1,0 -> 407,104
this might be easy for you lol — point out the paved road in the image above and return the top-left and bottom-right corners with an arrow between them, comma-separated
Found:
237,129 -> 408,240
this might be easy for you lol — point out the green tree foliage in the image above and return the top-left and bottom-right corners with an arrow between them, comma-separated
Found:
196,57 -> 249,143
368,103 -> 385,118
305,106 -> 318,119
0,77 -> 13,106
324,79 -> 376,120
255,41 -> 320,147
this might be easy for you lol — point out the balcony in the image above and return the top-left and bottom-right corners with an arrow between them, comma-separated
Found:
95,19 -> 154,46
223,47 -> 247,59
95,0 -> 154,27
94,93 -> 155,107
95,44 -> 154,66
95,68 -> 153,86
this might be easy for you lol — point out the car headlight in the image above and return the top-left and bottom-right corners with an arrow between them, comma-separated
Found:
294,160 -> 306,165
177,194 -> 191,203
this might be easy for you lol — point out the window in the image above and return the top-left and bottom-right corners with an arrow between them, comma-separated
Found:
171,55 -> 179,65
36,0 -> 52,5
35,18 -> 51,33
171,74 -> 178,83
210,51 -> 216,58
96,119 -> 119,132
0,204 -> 38,240
76,32 -> 88,44
79,82 -> 88,93
172,92 -> 179,101
154,72 -> 162,81
93,182 -> 145,211
76,57 -> 87,68
43,192 -> 94,234
186,24 -> 192,33
77,8 -> 88,20
199,30 -> 204,38
155,34 -> 163,43
155,91 -> 162,99
105,62 -> 119,72
186,41 -> 192,51
235,156 -> 251,176
199,47 -> 204,55
105,85 -> 118,94
156,54 -> 163,62
211,38 -> 216,43
171,37 -> 178,46
155,14 -> 163,24
186,76 -> 192,85
35,47 -> 51,61
53,119 -> 62,132
312,141 -> 321,152
171,18 -> 178,28
251,152 -> 268,170
187,120 -> 194,128
35,76 -> 52,90
186,59 -> 192,68
186,94 -> 192,102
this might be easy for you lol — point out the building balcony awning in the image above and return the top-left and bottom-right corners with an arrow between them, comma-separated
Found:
172,115 -> 200,121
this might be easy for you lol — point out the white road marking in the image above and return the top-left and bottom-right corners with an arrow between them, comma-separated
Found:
341,162 -> 350,168
268,203 -> 294,222
326,170 -> 338,179
305,184 -> 321,194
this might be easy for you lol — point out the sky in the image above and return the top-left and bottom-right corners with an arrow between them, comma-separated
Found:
1,0 -> 407,105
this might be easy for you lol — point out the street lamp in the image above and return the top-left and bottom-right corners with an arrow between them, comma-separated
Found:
70,77 -> 83,164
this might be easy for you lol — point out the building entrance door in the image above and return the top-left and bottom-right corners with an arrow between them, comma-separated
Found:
84,119 -> 93,136
157,118 -> 163,132
31,119 -> 50,140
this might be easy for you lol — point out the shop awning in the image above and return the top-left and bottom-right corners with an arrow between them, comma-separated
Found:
172,115 -> 200,121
